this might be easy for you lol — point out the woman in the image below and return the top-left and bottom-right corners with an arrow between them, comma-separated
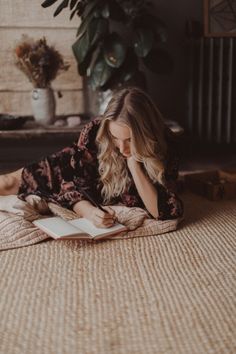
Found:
0,87 -> 183,227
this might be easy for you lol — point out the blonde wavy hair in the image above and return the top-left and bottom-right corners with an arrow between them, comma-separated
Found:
96,87 -> 171,203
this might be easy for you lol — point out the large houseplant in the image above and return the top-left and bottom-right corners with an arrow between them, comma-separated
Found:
41,0 -> 172,92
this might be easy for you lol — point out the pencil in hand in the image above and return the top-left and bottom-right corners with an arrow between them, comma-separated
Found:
81,189 -> 108,213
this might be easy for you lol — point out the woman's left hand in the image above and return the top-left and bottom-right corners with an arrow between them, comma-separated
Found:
126,156 -> 141,171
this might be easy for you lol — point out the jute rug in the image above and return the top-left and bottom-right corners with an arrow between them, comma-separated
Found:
0,192 -> 235,354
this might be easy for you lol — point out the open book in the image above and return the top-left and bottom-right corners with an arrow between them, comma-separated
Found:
33,216 -> 127,240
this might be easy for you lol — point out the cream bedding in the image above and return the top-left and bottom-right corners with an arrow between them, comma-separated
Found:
0,195 -> 181,251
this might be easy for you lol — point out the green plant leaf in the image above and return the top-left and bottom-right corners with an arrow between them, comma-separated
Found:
143,48 -> 173,74
41,0 -> 59,8
101,3 -> 110,18
72,32 -> 90,64
78,50 -> 93,76
53,0 -> 69,17
118,48 -> 138,82
133,28 -> 154,57
70,6 -> 78,20
90,18 -> 108,46
76,11 -> 94,38
100,48 -> 138,91
133,14 -> 167,42
82,0 -> 100,20
90,57 -> 113,88
77,41 -> 102,77
70,0 -> 78,11
103,33 -> 126,68
87,45 -> 102,77
77,16 -> 108,44
73,18 -> 108,65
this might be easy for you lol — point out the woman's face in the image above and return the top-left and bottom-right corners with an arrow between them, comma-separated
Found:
108,121 -> 131,157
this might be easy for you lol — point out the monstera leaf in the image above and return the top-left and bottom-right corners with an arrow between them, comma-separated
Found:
103,33 -> 126,68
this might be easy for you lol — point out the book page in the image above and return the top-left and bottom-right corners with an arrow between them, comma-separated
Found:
69,218 -> 127,238
33,216 -> 88,239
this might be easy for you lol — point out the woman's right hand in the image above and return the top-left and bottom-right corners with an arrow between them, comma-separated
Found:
73,200 -> 116,228
89,206 -> 116,228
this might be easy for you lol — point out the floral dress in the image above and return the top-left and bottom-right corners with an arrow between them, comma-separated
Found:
18,118 -> 184,220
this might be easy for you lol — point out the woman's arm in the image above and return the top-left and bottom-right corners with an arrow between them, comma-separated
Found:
127,157 -> 159,218
73,200 -> 116,228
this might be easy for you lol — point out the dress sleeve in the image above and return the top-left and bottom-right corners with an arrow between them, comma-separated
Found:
155,183 -> 184,220
155,149 -> 184,220
18,118 -> 101,209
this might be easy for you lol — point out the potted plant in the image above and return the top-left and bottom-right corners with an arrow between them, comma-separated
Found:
14,36 -> 69,125
41,0 -> 172,113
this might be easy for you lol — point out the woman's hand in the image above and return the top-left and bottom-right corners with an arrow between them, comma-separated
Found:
126,156 -> 141,171
89,205 -> 116,228
73,200 -> 116,228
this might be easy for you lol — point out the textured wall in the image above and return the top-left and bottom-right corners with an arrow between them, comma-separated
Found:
0,0 -> 83,116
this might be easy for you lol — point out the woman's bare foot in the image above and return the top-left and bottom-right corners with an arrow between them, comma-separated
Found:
0,168 -> 23,195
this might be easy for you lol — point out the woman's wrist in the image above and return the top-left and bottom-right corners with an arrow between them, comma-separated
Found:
73,200 -> 95,218
126,156 -> 141,172
73,199 -> 116,228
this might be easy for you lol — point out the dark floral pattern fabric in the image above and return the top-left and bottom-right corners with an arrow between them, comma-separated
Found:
18,118 -> 184,220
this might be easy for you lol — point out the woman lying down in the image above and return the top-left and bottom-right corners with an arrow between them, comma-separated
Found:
0,87 -> 184,228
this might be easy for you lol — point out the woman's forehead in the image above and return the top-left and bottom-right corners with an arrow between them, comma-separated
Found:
108,121 -> 131,139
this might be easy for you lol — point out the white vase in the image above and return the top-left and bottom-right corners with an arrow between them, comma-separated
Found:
31,88 -> 55,125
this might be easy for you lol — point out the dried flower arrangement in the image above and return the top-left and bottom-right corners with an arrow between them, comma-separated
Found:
14,36 -> 70,88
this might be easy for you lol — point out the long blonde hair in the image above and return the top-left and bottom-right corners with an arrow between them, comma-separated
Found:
96,87 -> 170,203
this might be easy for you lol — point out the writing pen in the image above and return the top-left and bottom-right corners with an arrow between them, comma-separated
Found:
81,189 -> 108,213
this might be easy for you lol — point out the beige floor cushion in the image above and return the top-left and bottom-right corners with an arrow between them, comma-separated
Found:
0,195 -> 181,251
